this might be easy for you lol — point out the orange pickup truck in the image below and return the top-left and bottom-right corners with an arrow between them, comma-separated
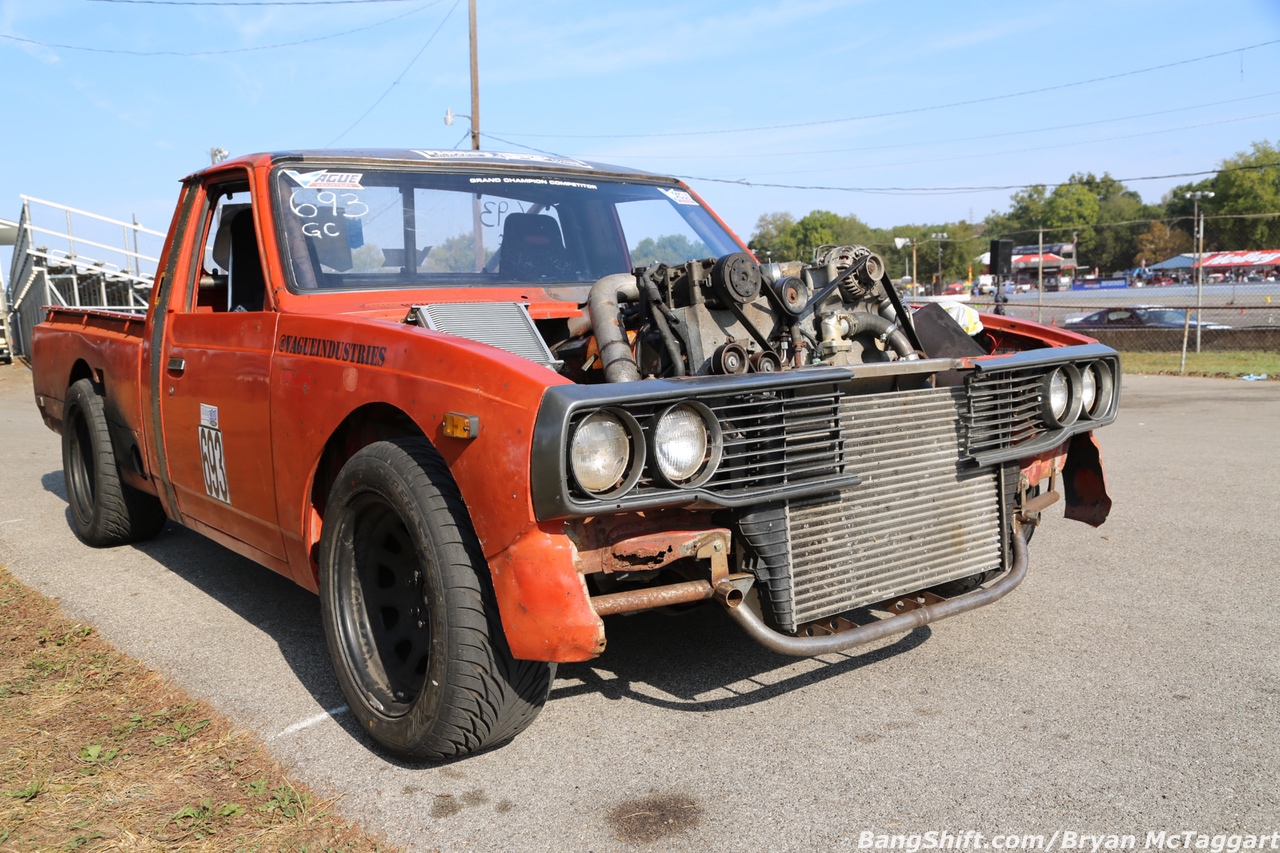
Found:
31,150 -> 1117,760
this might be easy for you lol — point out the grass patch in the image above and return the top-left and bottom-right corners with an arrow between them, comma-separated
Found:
0,566 -> 397,852
1119,350 -> 1280,379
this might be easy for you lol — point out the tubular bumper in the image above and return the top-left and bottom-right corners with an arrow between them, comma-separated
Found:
717,527 -> 1029,657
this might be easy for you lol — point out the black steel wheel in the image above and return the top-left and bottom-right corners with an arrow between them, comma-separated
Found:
61,378 -> 166,546
319,438 -> 554,761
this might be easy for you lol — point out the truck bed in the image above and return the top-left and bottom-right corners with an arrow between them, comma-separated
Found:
30,307 -> 152,494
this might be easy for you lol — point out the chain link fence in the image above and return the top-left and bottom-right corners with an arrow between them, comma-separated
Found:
962,215 -> 1280,354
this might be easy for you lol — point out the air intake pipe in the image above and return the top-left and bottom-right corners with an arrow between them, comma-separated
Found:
588,273 -> 642,383
844,311 -> 919,360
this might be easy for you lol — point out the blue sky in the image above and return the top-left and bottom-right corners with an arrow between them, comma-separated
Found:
1,0 -> 1278,258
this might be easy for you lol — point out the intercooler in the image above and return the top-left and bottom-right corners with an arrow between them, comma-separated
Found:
743,386 -> 1007,633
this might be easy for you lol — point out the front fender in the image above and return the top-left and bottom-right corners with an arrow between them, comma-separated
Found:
271,316 -> 602,660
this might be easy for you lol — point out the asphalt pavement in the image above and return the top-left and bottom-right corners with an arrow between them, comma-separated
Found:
1,363 -> 1277,851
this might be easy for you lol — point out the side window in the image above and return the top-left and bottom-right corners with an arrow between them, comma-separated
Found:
191,185 -> 268,312
615,199 -> 711,267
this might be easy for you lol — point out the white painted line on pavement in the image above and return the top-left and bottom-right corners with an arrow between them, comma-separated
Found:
0,518 -> 24,524
271,705 -> 350,740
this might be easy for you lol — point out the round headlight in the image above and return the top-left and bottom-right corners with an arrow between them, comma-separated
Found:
650,402 -> 722,487
570,411 -> 635,496
1080,364 -> 1098,414
1040,365 -> 1082,428
1084,361 -> 1114,419
1048,369 -> 1070,419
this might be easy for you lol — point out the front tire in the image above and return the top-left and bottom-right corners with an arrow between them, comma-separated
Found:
61,378 -> 167,546
319,439 -> 553,761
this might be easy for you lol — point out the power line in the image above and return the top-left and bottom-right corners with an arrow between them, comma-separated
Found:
489,38 -> 1280,140
673,162 -> 1280,197
88,0 -> 418,5
325,0 -> 461,146
726,109 -> 1280,180
477,130 -> 1280,200
0,0 -> 438,55
582,90 -> 1280,161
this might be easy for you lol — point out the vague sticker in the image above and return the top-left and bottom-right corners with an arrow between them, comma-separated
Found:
199,403 -> 219,429
660,188 -> 697,205
411,150 -> 594,170
283,169 -> 364,190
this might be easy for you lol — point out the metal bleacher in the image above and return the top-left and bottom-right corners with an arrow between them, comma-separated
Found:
2,196 -> 164,361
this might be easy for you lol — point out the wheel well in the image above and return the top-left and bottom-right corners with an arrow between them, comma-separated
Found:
69,359 -> 95,390
306,403 -> 427,574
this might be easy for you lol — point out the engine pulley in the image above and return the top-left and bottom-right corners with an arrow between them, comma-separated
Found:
750,351 -> 782,373
713,341 -> 750,374
771,275 -> 810,316
711,252 -> 763,306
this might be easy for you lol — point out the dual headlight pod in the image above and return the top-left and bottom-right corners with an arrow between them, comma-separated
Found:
568,402 -> 722,498
1039,361 -> 1115,428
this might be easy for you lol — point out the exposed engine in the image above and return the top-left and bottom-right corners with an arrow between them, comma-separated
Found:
556,246 -> 919,383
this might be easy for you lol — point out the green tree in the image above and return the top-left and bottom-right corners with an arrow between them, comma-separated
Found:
748,212 -> 799,260
630,234 -> 711,266
421,232 -> 493,273
1133,222 -> 1192,266
1210,139 -> 1280,249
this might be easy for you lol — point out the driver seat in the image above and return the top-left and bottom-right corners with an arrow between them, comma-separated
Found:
498,213 -> 572,281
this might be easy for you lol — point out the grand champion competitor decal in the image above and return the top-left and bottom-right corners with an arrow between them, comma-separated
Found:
276,334 -> 387,366
198,403 -> 231,504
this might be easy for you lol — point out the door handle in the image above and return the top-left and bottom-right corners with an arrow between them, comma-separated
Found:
167,356 -> 186,375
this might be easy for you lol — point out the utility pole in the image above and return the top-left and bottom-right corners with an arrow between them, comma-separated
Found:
467,0 -> 483,269
1037,227 -> 1044,323
468,0 -> 480,151
1191,191 -> 1213,352
1177,189 -> 1218,368
930,232 -> 948,297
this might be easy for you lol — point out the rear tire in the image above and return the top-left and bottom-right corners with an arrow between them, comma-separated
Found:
61,378 -> 167,546
319,438 -> 553,761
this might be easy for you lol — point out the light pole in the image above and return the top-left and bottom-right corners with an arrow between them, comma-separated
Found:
1037,226 -> 1044,323
930,232 -> 948,296
1188,191 -> 1213,353
894,237 -> 914,286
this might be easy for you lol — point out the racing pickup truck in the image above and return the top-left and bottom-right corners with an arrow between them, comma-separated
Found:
31,149 -> 1118,761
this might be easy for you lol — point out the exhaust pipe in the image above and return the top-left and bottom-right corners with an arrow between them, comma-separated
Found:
716,528 -> 1029,656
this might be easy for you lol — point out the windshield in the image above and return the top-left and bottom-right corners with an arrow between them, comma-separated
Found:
273,167 -> 741,290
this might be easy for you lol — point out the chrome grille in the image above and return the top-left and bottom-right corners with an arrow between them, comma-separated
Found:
965,369 -> 1048,458
782,386 -> 1003,630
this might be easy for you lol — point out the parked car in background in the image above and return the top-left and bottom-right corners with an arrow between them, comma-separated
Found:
1064,306 -> 1231,330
